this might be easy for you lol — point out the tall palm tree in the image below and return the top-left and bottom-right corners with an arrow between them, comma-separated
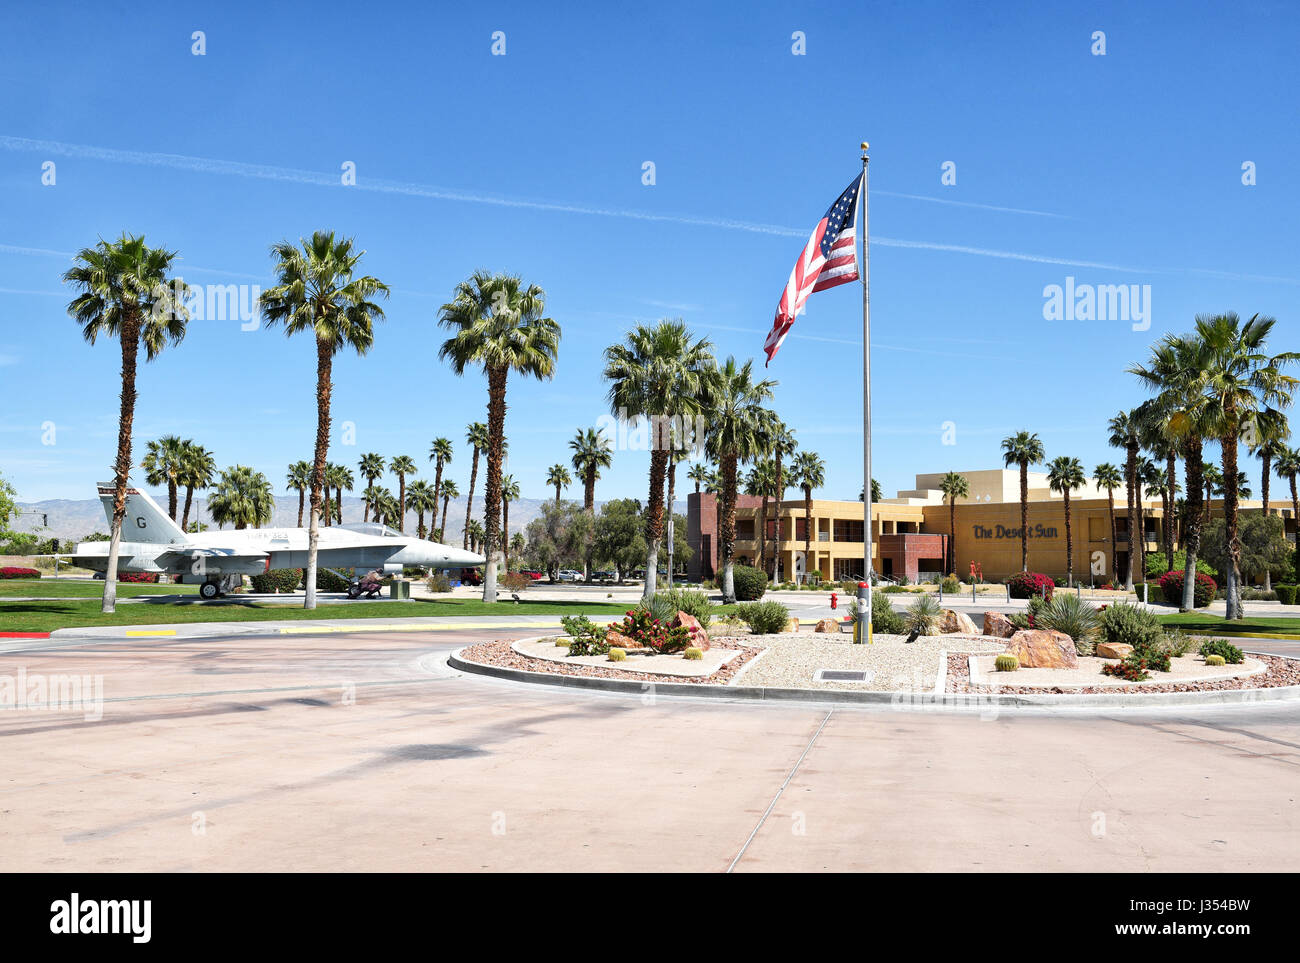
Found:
208,465 -> 274,530
704,357 -> 777,602
438,479 -> 459,541
1249,411 -> 1291,590
859,480 -> 883,502
259,230 -> 388,609
745,459 -> 776,574
465,519 -> 485,555
329,463 -> 354,525
570,426 -> 613,580
1000,431 -> 1046,574
428,437 -> 454,524
1195,313 -> 1298,617
361,484 -> 384,524
546,464 -> 571,505
1046,456 -> 1086,586
1276,447 -> 1300,579
64,234 -> 190,612
439,272 -> 560,602
1094,463 -> 1123,581
405,479 -> 437,539
373,489 -> 400,528
938,471 -> 969,576
141,434 -> 188,521
462,422 -> 489,550
287,461 -> 312,528
1107,411 -> 1142,591
500,474 -> 520,570
358,453 -> 385,522
389,455 -> 416,532
792,451 -> 825,579
767,420 -> 797,583
321,464 -> 332,526
1201,462 -> 1222,523
603,320 -> 714,600
177,442 -> 215,533
687,462 -> 710,494
663,446 -> 691,588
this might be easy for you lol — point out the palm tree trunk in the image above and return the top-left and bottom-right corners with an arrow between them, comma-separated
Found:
719,454 -> 738,602
304,338 -> 331,610
440,495 -> 450,539
167,480 -> 178,521
481,366 -> 507,602
948,499 -> 957,574
554,483 -> 561,506
803,488 -> 813,577
101,316 -> 141,614
397,474 -> 407,532
773,456 -> 784,584
322,489 -> 331,528
182,486 -> 196,532
1262,451 -> 1273,591
432,459 -> 445,529
666,460 -> 678,587
1019,462 -> 1029,572
1290,476 -> 1300,584
643,448 -> 669,601
1125,443 -> 1138,592
1223,432 -> 1243,619
295,489 -> 304,528
336,486 -> 343,524
582,469 -> 596,582
757,494 -> 768,577
1166,451 -> 1178,556
502,499 -> 510,571
1107,491 -> 1117,584
464,450 -> 480,550
1064,490 -> 1074,586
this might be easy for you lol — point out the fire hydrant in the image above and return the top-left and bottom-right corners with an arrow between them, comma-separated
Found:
830,591 -> 838,610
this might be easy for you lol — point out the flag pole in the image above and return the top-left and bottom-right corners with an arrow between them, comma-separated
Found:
860,141 -> 873,644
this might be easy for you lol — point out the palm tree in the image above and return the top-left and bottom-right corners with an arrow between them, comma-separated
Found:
287,461 -> 312,528
388,455 -> 416,532
361,484 -> 384,524
663,446 -> 691,587
358,453 -> 385,522
858,480 -> 883,502
1107,411 -> 1142,591
1202,462 -> 1223,523
329,463 -> 354,525
141,435 -> 188,521
465,519 -> 485,555
546,464 -> 571,505
1000,431 -> 1046,574
687,462 -> 710,494
439,272 -> 559,601
1276,448 -> 1300,577
767,420 -> 797,583
259,230 -> 388,609
570,426 -> 613,580
1249,411 -> 1291,590
938,471 -> 970,575
320,462 -> 337,527
792,451 -> 825,579
428,437 -> 454,525
177,442 -> 216,533
603,320 -> 714,600
745,459 -> 776,574
373,489 -> 400,527
1094,463 -> 1123,581
704,357 -> 777,602
462,422 -> 489,550
64,234 -> 190,613
438,479 -> 459,541
405,479 -> 437,539
500,474 -> 520,570
208,465 -> 274,530
1196,313 -> 1298,618
1046,456 -> 1086,586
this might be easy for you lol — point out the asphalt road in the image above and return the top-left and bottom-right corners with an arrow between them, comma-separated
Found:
1,626 -> 1297,872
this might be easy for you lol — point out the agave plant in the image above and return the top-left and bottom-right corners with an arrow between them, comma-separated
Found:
904,595 -> 943,636
1035,593 -> 1101,655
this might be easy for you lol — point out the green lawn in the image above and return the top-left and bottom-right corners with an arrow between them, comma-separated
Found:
0,596 -> 634,633
1157,613 -> 1300,638
0,579 -> 200,599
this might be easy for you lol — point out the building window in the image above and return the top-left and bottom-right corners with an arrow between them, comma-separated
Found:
833,519 -> 864,542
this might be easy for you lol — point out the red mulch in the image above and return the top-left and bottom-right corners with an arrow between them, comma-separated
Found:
459,635 -> 763,686
947,652 -> 1300,695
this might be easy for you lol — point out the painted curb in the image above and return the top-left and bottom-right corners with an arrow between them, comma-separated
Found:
448,646 -> 1300,710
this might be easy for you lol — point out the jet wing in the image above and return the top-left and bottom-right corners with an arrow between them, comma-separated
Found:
155,547 -> 270,576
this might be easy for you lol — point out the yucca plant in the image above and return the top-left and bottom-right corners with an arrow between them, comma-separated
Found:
904,595 -> 943,636
1035,593 -> 1101,655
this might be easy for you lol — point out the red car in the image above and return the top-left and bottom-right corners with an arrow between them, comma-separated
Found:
520,570 -> 544,581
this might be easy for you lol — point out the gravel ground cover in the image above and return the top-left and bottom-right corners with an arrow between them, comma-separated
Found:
458,636 -> 762,685
513,636 -> 741,677
949,652 -> 1300,695
969,653 -> 1265,688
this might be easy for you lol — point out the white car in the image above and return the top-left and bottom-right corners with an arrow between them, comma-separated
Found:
556,569 -> 581,582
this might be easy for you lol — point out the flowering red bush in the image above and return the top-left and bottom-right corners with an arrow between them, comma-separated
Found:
1006,571 -> 1055,600
1157,570 -> 1215,608
616,609 -> 692,653
0,566 -> 40,579
115,572 -> 160,583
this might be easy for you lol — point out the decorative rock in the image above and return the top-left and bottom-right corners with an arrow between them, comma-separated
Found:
983,612 -> 1017,638
940,609 -> 980,635
813,619 -> 840,633
783,618 -> 800,633
1095,641 -> 1133,660
675,611 -> 710,652
605,628 -> 636,650
1005,629 -> 1078,669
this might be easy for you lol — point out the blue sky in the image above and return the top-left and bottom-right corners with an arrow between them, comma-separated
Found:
2,0 -> 1297,504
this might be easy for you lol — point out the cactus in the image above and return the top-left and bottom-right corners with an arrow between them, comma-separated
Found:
607,648 -> 627,662
994,653 -> 1020,672
684,647 -> 703,660
1205,654 -> 1225,667
554,638 -> 572,647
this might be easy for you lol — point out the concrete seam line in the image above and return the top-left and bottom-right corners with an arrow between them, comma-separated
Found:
726,708 -> 834,874
934,649 -> 947,694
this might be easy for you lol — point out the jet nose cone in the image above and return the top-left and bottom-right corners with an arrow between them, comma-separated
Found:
464,551 -> 486,566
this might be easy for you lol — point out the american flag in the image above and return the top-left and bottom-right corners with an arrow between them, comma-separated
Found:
763,174 -> 863,364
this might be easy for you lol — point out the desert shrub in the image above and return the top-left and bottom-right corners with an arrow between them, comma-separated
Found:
0,566 -> 40,579
882,585 -> 909,594
660,588 -> 713,629
1006,572 -> 1055,600
116,571 -> 159,583
994,653 -> 1020,672
1101,656 -> 1151,681
941,576 -> 961,593
1241,588 -> 1277,601
871,592 -> 904,634
607,648 -> 627,662
553,638 -> 571,647
426,572 -> 452,593
1275,584 -> 1298,605
644,594 -> 679,624
904,595 -> 943,636
561,614 -> 610,656
614,608 -> 692,653
250,568 -> 302,593
735,600 -> 790,635
1099,602 -> 1162,651
1035,594 -> 1101,655
1157,570 -> 1216,607
730,565 -> 768,601
1198,639 -> 1244,664
895,574 -> 910,586
1155,629 -> 1195,659
683,647 -> 703,660
1205,654 -> 1226,666
500,571 -> 532,593
1008,612 -> 1031,630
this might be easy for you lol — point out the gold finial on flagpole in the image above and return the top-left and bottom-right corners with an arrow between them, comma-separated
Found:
860,141 -> 869,155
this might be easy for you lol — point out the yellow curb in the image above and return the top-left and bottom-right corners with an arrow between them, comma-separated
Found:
278,616 -> 623,635
125,630 -> 177,637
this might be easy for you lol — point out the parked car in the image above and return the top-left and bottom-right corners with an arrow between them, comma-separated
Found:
458,568 -> 482,586
520,570 -> 544,581
556,569 -> 581,582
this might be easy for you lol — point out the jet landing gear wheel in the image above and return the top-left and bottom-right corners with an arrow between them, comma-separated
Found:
199,581 -> 220,600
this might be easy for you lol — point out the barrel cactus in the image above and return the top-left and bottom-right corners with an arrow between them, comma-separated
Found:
608,648 -> 627,662
1205,654 -> 1226,667
684,647 -> 703,660
994,653 -> 1020,672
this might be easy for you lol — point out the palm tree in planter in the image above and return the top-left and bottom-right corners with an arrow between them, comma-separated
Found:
1107,410 -> 1142,590
209,465 -> 275,530
1046,456 -> 1086,586
439,272 -> 559,601
438,479 -> 459,541
405,479 -> 436,539
462,422 -> 489,550
389,455 -> 417,532
603,320 -> 714,601
428,437 -> 454,524
141,434 -> 188,521
1000,431 -> 1046,575
546,464 -> 571,505
500,474 -> 521,570
358,453 -> 385,522
937,471 -> 970,576
745,459 -> 776,576
65,234 -> 191,612
177,442 -> 216,533
569,426 -> 613,580
1093,463 -> 1123,582
791,450 -> 825,580
703,357 -> 777,603
259,231 -> 388,609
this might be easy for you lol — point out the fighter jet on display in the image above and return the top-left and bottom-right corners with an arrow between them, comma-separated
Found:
72,483 -> 485,599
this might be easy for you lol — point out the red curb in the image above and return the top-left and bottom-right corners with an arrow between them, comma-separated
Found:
0,632 -> 51,639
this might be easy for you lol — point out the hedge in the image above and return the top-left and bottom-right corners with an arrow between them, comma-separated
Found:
1275,584 -> 1298,606
0,566 -> 40,579
250,568 -> 303,593
730,565 -> 768,601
